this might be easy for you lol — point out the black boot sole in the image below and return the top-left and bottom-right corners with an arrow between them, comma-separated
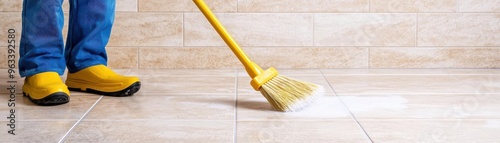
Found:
68,82 -> 141,97
23,92 -> 70,106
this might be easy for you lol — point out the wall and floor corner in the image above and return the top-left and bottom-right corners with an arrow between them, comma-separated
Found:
0,0 -> 499,69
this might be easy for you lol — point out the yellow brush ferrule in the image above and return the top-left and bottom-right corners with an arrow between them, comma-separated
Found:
250,67 -> 278,91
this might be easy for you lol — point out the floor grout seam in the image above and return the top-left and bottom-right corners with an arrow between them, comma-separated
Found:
58,95 -> 104,143
319,70 -> 374,143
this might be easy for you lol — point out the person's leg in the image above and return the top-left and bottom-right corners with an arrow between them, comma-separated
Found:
20,0 -> 69,106
65,0 -> 113,72
65,0 -> 141,96
20,0 -> 66,77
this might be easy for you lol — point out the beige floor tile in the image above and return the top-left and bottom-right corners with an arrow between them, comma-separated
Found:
65,121 -> 233,143
238,74 -> 334,94
441,69 -> 500,75
85,95 -> 234,120
321,69 -> 448,75
137,74 -> 235,94
450,75 -> 500,94
359,119 -> 500,143
0,121 -> 74,143
340,94 -> 500,119
237,120 -> 370,143
325,75 -> 477,95
237,93 -> 352,121
0,94 -> 99,121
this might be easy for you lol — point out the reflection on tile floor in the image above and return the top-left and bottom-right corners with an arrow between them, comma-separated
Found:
0,69 -> 499,143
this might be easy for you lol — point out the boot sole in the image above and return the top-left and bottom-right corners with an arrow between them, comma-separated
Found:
23,92 -> 70,106
68,82 -> 141,97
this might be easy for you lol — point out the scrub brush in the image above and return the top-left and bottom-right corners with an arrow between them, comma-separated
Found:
193,0 -> 324,112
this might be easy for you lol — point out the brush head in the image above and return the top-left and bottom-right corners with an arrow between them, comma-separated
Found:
259,74 -> 324,112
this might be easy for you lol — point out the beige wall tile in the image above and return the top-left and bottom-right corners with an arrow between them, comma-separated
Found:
106,47 -> 138,68
371,0 -> 457,12
66,1 -> 137,12
315,13 -> 416,46
459,0 -> 500,12
0,13 -> 21,46
244,47 -> 368,68
0,44 -> 18,69
238,0 -> 369,12
139,47 -> 240,68
139,47 -> 368,68
116,0 -> 138,12
0,0 -> 22,12
109,13 -> 183,47
370,48 -> 500,68
418,13 -> 500,46
0,13 -> 21,69
139,0 -> 237,12
184,13 -> 313,47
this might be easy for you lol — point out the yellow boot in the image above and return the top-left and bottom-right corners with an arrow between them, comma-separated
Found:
66,65 -> 141,96
23,72 -> 70,106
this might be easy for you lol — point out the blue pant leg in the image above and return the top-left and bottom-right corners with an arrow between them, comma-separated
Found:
19,0 -> 66,77
65,0 -> 116,73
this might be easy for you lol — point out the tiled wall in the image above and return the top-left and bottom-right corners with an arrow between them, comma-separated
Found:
1,0 -> 499,69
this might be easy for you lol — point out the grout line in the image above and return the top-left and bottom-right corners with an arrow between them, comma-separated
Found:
182,13 -> 185,47
416,13 -> 419,47
312,13 -> 316,46
319,70 -> 374,143
233,69 -> 239,143
368,0 -> 371,12
136,0 -> 139,12
236,0 -> 239,12
58,96 -> 104,143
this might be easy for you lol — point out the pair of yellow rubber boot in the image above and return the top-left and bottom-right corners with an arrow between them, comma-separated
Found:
22,65 -> 141,106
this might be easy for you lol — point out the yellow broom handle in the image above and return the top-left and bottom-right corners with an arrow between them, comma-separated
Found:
193,0 -> 263,78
